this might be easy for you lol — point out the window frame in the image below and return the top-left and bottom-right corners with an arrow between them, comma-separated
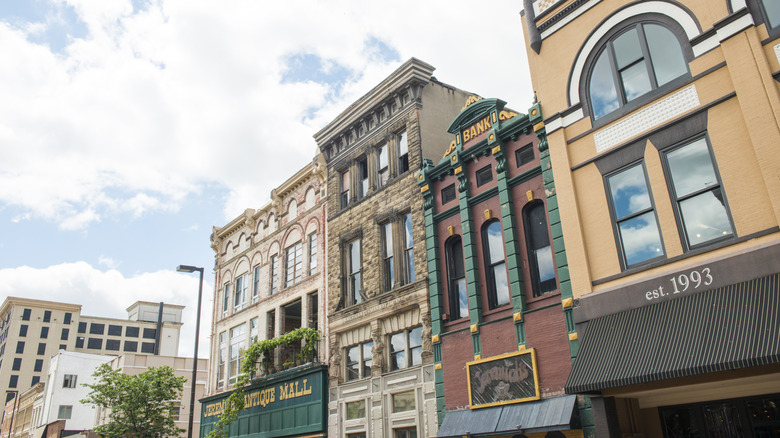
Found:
234,273 -> 248,312
397,130 -> 409,174
582,16 -> 693,125
217,331 -> 227,390
63,374 -> 77,388
252,265 -> 261,303
377,144 -> 389,188
605,161 -> 666,269
308,232 -> 318,276
357,157 -> 369,200
748,0 -> 780,37
523,201 -> 558,297
381,222 -> 395,292
285,241 -> 303,287
222,282 -> 230,317
441,184 -> 456,205
515,143 -> 535,168
482,220 -> 511,310
345,238 -> 363,306
270,254 -> 279,295
660,135 -> 734,251
340,168 -> 351,209
228,324 -> 246,386
402,213 -> 415,285
445,236 -> 469,321
475,165 -> 493,187
389,326 -> 423,371
345,341 -> 373,381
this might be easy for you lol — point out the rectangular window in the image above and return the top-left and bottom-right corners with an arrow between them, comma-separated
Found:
107,325 -> 122,336
662,137 -> 733,250
392,391 -> 416,413
346,400 -> 366,420
34,359 -> 42,372
308,292 -> 319,331
217,332 -> 227,389
759,0 -> 780,29
228,324 -> 246,385
249,318 -> 259,342
9,375 -> 18,388
12,358 -> 21,371
524,202 -> 557,297
89,323 -> 105,335
37,342 -> 46,355
86,338 -> 102,350
59,344 -> 66,350
515,143 -> 535,167
143,328 -> 156,339
252,265 -> 261,303
63,374 -> 77,388
124,341 -> 137,352
22,309 -> 31,321
57,405 -> 72,420
441,184 -> 456,204
270,255 -> 278,295
382,223 -> 394,292
389,326 -> 423,371
223,283 -> 231,316
19,325 -> 27,337
61,328 -> 69,341
75,337 -> 84,348
345,341 -> 373,381
476,165 -> 493,187
78,322 -> 87,333
234,273 -> 248,312
125,326 -> 139,337
43,310 -> 51,323
106,339 -> 120,351
266,310 -> 276,340
141,342 -> 155,353
285,242 -> 303,287
346,238 -> 363,305
606,163 -> 664,268
308,232 -> 318,275
377,144 -> 389,188
394,427 -> 417,438
357,157 -> 369,200
31,376 -> 40,385
402,213 -> 415,285
40,326 -> 49,339
16,341 -> 24,354
63,313 -> 72,324
397,131 -> 409,174
340,169 -> 351,209
483,220 -> 511,309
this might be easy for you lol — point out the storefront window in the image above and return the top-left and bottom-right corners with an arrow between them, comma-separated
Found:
660,394 -> 780,438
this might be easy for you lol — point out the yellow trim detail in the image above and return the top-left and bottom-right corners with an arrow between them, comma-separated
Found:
569,332 -> 578,341
420,185 -> 429,193
491,145 -> 501,155
454,166 -> 462,175
531,108 -> 538,117
513,312 -> 523,322
470,324 -> 478,333
484,209 -> 491,220
533,121 -> 545,132
526,190 -> 534,202
466,349 -> 541,409
474,354 -> 481,361
418,173 -> 424,181
451,154 -> 458,163
518,344 -> 526,351
489,134 -> 495,142
492,112 -> 497,123
435,363 -> 442,370
432,334 -> 440,343
562,298 -> 573,308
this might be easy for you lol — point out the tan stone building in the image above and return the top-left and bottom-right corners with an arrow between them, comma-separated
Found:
0,297 -> 183,405
314,58 -> 471,438
521,0 -> 780,436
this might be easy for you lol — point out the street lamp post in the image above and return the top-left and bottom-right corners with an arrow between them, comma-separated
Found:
177,265 -> 204,438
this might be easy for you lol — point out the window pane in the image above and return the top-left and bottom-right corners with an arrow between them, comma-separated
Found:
346,400 -> 365,420
613,28 -> 643,69
392,391 -> 416,413
618,211 -> 663,266
620,61 -> 652,102
362,342 -> 373,377
679,190 -> 733,246
455,279 -> 468,319
535,246 -> 556,288
493,263 -> 510,306
702,402 -> 749,437
590,51 -> 619,119
485,222 -> 504,264
666,139 -> 718,197
761,0 -> 780,28
645,24 -> 687,86
609,165 -> 652,219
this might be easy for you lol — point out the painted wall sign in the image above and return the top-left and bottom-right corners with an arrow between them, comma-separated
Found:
645,266 -> 713,301
467,349 -> 540,409
462,115 -> 493,143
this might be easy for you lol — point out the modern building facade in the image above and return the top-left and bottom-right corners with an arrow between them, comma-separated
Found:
314,58 -> 471,438
203,157 -> 329,437
0,297 -> 183,405
521,0 -> 780,436
417,96 -> 582,437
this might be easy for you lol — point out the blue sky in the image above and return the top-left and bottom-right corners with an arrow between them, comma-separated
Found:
0,0 -> 533,358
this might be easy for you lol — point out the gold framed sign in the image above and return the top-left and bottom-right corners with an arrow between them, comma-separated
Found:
466,348 -> 540,409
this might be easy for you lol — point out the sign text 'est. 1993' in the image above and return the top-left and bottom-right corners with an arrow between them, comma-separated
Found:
645,267 -> 713,301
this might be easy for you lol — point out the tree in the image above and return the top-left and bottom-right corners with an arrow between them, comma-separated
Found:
82,364 -> 186,438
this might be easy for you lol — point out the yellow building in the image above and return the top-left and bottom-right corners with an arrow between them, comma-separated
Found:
521,0 -> 780,436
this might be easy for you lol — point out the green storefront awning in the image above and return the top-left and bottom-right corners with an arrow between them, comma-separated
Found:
565,273 -> 780,394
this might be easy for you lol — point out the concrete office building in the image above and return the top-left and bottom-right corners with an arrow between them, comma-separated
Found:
314,58 -> 471,438
521,0 -> 780,436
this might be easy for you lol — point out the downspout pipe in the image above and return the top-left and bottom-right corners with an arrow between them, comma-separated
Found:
523,0 -> 542,54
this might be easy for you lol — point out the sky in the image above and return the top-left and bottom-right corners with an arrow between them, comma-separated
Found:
0,0 -> 534,359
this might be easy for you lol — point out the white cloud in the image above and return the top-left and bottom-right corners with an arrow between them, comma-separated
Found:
0,0 -> 533,230
0,262 -> 212,358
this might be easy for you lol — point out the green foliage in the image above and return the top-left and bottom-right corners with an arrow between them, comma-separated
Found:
81,364 -> 186,438
206,327 -> 320,438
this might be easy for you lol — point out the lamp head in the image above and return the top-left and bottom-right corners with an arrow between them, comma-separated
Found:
177,265 -> 203,273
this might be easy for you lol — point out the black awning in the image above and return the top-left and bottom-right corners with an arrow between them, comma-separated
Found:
566,273 -> 780,394
437,395 -> 577,437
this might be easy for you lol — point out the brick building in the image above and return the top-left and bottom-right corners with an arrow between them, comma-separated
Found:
314,58 -> 471,438
417,96 -> 581,437
521,0 -> 780,436
203,156 -> 329,437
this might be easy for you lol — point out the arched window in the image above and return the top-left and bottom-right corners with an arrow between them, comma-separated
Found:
445,236 -> 468,320
523,201 -> 557,297
588,21 -> 689,120
305,188 -> 316,210
482,220 -> 510,309
287,199 -> 298,220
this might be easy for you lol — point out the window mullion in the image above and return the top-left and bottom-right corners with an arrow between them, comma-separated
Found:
637,24 -> 659,89
606,41 -> 627,106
